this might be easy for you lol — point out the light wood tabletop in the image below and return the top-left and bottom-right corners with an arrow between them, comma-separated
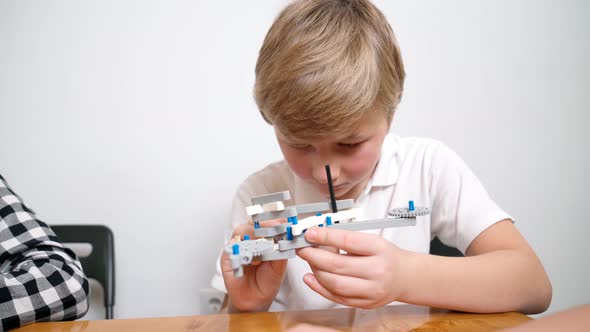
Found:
13,304 -> 532,332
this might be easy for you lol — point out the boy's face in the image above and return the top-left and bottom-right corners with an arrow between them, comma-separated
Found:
275,112 -> 389,200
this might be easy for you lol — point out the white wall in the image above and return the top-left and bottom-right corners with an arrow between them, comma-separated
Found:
0,0 -> 587,319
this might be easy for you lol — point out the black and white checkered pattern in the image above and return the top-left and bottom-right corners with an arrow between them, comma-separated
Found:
0,174 -> 89,331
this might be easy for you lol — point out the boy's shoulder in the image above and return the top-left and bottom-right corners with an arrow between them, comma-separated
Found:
379,135 -> 464,181
389,135 -> 476,186
239,160 -> 294,195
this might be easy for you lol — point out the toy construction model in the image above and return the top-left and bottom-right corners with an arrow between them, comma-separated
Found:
225,165 -> 431,277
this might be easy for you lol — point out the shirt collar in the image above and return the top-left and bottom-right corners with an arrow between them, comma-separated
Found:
368,133 -> 400,188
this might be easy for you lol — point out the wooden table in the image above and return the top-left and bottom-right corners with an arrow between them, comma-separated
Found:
13,304 -> 531,331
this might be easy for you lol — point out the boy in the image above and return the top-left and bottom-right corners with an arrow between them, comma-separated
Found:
210,0 -> 551,314
0,174 -> 89,330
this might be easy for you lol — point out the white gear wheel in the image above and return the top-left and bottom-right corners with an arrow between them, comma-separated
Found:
388,206 -> 431,218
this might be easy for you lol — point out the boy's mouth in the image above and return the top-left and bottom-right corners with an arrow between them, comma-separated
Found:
318,183 -> 348,196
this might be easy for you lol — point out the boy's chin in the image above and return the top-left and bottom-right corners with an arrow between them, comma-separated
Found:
317,184 -> 353,200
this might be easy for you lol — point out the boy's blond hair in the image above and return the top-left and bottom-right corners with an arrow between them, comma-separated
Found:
254,0 -> 405,139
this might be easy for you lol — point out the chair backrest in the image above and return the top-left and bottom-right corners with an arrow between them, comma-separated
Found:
430,236 -> 464,257
51,225 -> 115,319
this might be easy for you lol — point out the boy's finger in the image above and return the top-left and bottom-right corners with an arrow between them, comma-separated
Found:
231,219 -> 286,240
311,269 -> 372,299
302,273 -> 372,308
231,224 -> 254,239
304,227 -> 385,256
261,218 -> 288,227
297,246 -> 371,279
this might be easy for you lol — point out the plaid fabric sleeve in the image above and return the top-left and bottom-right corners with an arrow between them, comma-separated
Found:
0,174 -> 89,331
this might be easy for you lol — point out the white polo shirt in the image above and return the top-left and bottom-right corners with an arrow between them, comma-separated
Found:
210,134 -> 511,311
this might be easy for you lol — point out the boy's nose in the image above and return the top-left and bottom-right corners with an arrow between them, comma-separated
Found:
313,163 -> 340,184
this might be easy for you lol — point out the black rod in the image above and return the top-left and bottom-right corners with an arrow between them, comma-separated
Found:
325,165 -> 338,213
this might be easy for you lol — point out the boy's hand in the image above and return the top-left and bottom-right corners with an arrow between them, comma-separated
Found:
296,227 -> 409,309
220,219 -> 288,312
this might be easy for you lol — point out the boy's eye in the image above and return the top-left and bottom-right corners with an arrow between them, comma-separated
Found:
338,141 -> 363,149
291,144 -> 311,150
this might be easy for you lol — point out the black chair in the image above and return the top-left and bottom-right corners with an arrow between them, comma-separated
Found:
51,225 -> 115,319
429,236 -> 463,257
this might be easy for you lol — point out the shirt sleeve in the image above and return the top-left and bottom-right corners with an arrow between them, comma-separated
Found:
210,162 -> 290,293
0,175 -> 89,331
427,143 -> 512,254
210,172 -> 265,293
